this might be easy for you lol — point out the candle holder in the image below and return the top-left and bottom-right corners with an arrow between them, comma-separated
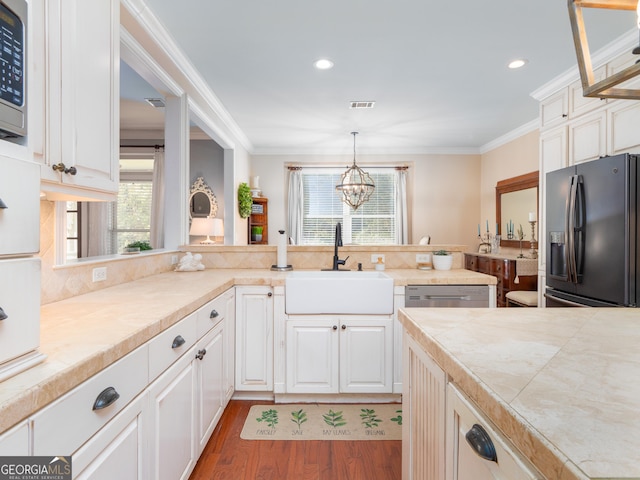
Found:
477,233 -> 492,253
517,224 -> 526,258
529,220 -> 538,259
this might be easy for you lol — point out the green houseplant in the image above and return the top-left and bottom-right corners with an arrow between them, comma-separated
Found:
238,182 -> 253,218
432,249 -> 453,271
251,225 -> 263,242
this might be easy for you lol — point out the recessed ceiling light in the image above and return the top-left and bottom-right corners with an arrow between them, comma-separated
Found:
314,59 -> 334,70
508,59 -> 528,69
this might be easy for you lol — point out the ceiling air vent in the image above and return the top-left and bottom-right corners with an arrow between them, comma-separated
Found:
349,101 -> 376,109
145,97 -> 165,108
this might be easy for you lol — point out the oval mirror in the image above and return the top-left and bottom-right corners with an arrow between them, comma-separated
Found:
189,177 -> 218,219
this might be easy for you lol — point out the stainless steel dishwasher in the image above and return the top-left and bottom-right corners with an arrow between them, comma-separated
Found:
405,285 -> 490,308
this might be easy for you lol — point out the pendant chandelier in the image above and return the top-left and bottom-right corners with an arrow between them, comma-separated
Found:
568,0 -> 640,99
335,132 -> 375,210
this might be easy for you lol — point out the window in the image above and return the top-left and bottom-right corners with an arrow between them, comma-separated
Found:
300,168 -> 399,245
64,158 -> 154,259
110,170 -> 153,252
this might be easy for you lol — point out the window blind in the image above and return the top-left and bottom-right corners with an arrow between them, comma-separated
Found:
301,168 -> 397,245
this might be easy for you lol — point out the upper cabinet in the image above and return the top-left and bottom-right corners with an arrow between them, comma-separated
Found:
33,0 -> 120,201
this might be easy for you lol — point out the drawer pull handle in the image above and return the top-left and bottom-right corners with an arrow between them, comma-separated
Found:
465,424 -> 497,463
0,307 -> 7,321
332,325 -> 337,330
195,348 -> 207,360
268,292 -> 273,297
172,335 -> 186,349
210,309 -> 219,319
341,324 -> 346,330
93,386 -> 120,411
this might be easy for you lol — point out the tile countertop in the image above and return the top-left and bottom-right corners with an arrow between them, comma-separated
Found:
0,267 -> 495,435
398,307 -> 640,480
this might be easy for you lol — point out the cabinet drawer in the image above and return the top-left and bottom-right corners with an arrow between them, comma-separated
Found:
0,156 -> 39,256
196,292 -> 228,338
149,311 -> 198,381
447,383 -> 542,479
0,258 -> 40,366
32,345 -> 148,456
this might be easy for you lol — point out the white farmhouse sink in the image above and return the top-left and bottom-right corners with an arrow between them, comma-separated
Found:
285,271 -> 394,314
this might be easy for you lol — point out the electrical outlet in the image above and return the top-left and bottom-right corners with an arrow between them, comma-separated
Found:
92,267 -> 107,282
416,254 -> 431,263
371,254 -> 385,263
171,255 -> 178,265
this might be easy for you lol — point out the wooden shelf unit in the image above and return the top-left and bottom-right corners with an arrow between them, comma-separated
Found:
248,197 -> 268,245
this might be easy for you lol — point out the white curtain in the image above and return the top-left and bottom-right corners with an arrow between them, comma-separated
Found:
287,169 -> 303,245
83,202 -> 112,257
150,148 -> 165,249
395,169 -> 408,244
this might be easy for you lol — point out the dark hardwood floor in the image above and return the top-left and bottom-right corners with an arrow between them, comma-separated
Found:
189,400 -> 402,480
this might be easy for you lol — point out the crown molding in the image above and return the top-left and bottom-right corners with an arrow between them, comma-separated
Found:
120,0 -> 253,152
479,119 -> 539,154
531,28 -> 638,101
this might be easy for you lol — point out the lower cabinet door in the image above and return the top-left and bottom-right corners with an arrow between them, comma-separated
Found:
195,322 -> 224,454
340,317 -> 393,393
148,349 -> 197,480
286,319 -> 339,394
73,394 -> 147,480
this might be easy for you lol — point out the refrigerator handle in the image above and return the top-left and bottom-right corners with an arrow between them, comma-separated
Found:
567,175 -> 579,284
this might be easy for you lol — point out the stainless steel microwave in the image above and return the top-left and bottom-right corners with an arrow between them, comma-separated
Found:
0,0 -> 26,137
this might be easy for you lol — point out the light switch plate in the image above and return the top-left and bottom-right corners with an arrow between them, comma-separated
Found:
416,254 -> 431,263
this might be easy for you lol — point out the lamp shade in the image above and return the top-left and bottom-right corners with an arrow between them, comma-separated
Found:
190,217 -> 223,244
189,217 -> 215,236
211,218 -> 224,237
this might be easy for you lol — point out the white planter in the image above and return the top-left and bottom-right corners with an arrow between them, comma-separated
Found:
432,254 -> 453,271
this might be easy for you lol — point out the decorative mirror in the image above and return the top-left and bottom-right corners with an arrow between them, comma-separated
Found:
189,177 -> 218,219
496,171 -> 538,249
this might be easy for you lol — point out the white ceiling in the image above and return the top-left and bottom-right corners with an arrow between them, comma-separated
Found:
122,1 -> 638,154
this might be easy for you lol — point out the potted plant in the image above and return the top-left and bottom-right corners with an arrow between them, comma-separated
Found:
251,225 -> 263,242
432,249 -> 453,271
238,182 -> 253,219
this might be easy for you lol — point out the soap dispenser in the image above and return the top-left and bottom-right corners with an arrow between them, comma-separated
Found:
375,256 -> 385,271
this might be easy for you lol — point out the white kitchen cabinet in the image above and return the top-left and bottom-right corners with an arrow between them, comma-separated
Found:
392,286 -> 405,394
148,345 -> 197,480
0,156 -> 40,256
0,420 -> 29,455
402,331 -> 446,480
194,322 -> 224,454
0,257 -> 43,381
286,315 -> 393,394
73,393 -> 147,480
539,88 -> 568,129
223,291 -> 236,402
36,0 -> 120,201
608,100 -> 640,155
235,286 -> 273,391
32,345 -> 149,456
569,110 -> 606,164
445,384 -> 541,480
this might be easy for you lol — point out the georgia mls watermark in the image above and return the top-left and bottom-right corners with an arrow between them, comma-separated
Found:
0,456 -> 71,480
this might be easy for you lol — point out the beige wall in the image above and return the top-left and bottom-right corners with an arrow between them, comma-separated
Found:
479,130 -> 539,239
250,153 -> 482,249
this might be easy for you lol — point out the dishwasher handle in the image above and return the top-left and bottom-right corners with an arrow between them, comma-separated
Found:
423,295 -> 472,301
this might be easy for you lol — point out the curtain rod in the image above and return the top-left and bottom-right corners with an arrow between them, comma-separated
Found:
287,165 -> 409,171
120,144 -> 165,149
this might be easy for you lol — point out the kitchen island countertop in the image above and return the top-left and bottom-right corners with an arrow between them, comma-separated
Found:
0,267 -> 494,435
398,306 -> 640,480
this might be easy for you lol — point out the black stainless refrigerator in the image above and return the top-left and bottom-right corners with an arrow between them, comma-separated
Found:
545,153 -> 639,307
